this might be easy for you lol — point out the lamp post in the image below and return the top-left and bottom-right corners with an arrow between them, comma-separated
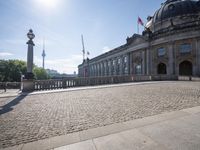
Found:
25,29 -> 35,79
22,29 -> 35,92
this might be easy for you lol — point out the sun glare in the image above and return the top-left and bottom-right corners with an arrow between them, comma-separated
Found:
35,0 -> 58,10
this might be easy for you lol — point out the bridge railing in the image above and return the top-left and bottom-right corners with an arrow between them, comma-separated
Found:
33,75 -> 200,91
0,82 -> 21,89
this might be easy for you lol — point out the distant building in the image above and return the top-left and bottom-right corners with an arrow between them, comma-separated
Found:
78,0 -> 200,77
46,69 -> 77,79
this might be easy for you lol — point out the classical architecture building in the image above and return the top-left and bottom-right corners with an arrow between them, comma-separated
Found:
78,0 -> 200,78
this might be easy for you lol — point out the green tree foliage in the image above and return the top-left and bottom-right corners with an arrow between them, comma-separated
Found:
33,67 -> 49,80
0,59 -> 26,82
0,59 -> 50,82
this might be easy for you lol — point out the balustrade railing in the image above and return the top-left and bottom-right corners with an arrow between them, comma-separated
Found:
33,75 -> 200,91
0,82 -> 21,89
33,75 -> 152,91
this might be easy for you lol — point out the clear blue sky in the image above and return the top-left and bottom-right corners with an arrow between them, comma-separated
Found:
0,0 -> 165,73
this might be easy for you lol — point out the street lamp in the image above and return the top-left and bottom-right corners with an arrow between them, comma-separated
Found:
27,29 -> 35,40
22,29 -> 36,92
25,29 -> 35,79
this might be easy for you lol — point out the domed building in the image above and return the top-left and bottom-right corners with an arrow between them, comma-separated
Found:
78,0 -> 200,78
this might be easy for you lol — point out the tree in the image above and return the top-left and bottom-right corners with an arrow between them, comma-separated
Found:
0,59 -> 50,81
0,59 -> 26,82
33,67 -> 49,80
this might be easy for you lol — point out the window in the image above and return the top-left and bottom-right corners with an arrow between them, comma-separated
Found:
157,48 -> 166,56
104,62 -> 107,67
180,44 -> 191,54
118,58 -> 121,64
135,64 -> 142,75
108,61 -> 111,66
168,4 -> 175,11
124,56 -> 127,63
112,60 -> 115,66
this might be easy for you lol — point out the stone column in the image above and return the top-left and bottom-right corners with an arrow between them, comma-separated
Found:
142,51 -> 145,75
22,29 -> 35,92
125,55 -> 128,75
27,44 -> 34,73
120,56 -> 123,75
129,53 -> 133,75
196,39 -> 200,76
114,59 -> 117,75
146,48 -> 150,75
25,30 -> 35,79
168,42 -> 175,75
149,46 -> 152,75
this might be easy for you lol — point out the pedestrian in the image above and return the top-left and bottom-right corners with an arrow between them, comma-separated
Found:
4,82 -> 7,92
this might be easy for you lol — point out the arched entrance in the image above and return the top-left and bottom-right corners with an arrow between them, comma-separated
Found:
157,63 -> 167,74
179,61 -> 193,76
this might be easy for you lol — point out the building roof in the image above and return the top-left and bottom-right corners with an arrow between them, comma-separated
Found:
153,0 -> 200,23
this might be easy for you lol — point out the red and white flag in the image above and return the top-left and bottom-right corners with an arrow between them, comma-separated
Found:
138,17 -> 144,26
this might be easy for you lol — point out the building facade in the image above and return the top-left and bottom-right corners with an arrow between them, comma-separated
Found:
78,0 -> 200,77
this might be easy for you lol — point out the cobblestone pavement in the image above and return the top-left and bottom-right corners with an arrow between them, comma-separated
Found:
0,81 -> 200,148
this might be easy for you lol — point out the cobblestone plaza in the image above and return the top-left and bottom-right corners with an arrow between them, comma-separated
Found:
0,81 -> 200,148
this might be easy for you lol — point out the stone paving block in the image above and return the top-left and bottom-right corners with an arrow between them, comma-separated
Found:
93,129 -> 167,150
122,110 -> 189,129
54,140 -> 96,150
22,132 -> 80,150
0,144 -> 23,150
1,81 -> 200,148
79,122 -> 128,141
49,132 -> 80,149
181,106 -> 200,114
21,138 -> 51,150
139,116 -> 200,150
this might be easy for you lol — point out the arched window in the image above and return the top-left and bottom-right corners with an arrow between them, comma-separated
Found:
157,63 -> 167,74
180,44 -> 192,54
135,64 -> 142,75
157,47 -> 166,57
179,61 -> 193,76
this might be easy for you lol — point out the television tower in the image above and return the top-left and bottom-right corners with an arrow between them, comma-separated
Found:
42,39 -> 46,69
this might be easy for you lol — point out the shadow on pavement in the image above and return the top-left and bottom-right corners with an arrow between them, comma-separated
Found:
0,94 -> 27,115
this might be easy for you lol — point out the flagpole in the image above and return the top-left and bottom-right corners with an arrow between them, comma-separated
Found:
81,35 -> 85,61
137,16 -> 140,34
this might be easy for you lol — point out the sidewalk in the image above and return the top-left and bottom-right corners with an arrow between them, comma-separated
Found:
1,106 -> 200,150
0,89 -> 21,98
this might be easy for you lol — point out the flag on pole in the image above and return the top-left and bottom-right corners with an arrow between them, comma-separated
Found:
87,51 -> 90,55
138,16 -> 144,26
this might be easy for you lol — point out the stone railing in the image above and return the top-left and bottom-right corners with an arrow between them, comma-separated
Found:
32,75 -> 200,91
22,75 -> 200,92
0,82 -> 21,89
178,76 -> 200,81
34,79 -> 63,90
33,75 -> 153,91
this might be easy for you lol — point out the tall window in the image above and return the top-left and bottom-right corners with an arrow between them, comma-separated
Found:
112,60 -> 115,75
104,62 -> 107,76
123,56 -> 128,74
118,58 -> 121,64
108,61 -> 111,75
124,56 -> 127,63
180,43 -> 192,54
135,64 -> 142,75
157,47 -> 166,56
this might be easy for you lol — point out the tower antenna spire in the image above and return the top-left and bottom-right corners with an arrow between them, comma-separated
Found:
42,38 -> 46,69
